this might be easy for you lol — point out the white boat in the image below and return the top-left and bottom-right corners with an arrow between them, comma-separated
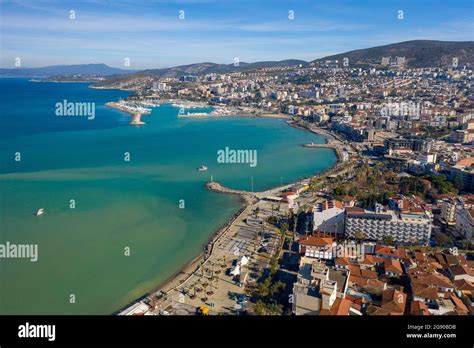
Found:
35,208 -> 45,216
198,165 -> 208,171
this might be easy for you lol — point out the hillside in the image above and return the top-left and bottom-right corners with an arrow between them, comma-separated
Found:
140,59 -> 307,78
313,40 -> 474,68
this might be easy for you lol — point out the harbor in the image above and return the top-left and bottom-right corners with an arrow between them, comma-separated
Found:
105,101 -> 151,125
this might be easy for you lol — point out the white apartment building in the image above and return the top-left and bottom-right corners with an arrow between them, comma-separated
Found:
345,207 -> 432,245
292,258 -> 349,315
152,82 -> 171,92
456,208 -> 474,241
440,200 -> 457,225
312,200 -> 345,236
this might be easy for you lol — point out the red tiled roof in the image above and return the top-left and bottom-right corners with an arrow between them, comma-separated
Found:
456,157 -> 474,167
449,264 -> 474,277
367,279 -> 386,289
410,301 -> 431,316
345,207 -> 365,213
445,254 -> 460,266
375,245 -> 407,259
449,293 -> 469,314
361,255 -> 376,265
366,305 -> 402,316
382,288 -> 406,314
298,235 -> 333,247
349,274 -> 368,287
320,298 -> 352,316
414,251 -> 426,263
361,269 -> 378,279
412,284 -> 439,300
454,279 -> 474,291
411,272 -> 454,300
411,272 -> 453,289
335,257 -> 350,266
384,259 -> 403,274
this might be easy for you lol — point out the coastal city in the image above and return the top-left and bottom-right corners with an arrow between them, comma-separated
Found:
106,53 -> 474,317
1,0 -> 473,345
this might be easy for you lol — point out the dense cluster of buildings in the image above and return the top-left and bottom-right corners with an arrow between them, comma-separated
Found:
116,58 -> 474,194
292,237 -> 473,315
440,195 -> 474,241
99,56 -> 473,317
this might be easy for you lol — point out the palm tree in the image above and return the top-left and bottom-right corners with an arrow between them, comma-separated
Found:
320,219 -> 326,235
221,255 -> 227,268
461,239 -> 470,251
207,276 -> 214,296
333,221 -> 340,239
202,282 -> 209,301
189,283 -> 197,300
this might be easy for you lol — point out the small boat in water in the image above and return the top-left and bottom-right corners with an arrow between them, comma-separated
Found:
198,165 -> 208,171
35,208 -> 45,216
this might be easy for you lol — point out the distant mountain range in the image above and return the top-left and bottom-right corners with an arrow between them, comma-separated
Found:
139,59 -> 307,77
0,63 -> 137,77
1,40 -> 472,78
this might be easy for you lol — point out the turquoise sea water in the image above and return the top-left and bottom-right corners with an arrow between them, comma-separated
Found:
0,79 -> 337,314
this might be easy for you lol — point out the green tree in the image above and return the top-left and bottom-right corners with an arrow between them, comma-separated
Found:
269,281 -> 285,297
354,230 -> 366,243
254,300 -> 283,315
434,233 -> 451,247
334,186 -> 347,196
382,234 -> 394,246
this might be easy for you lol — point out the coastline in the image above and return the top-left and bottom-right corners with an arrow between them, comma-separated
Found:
146,194 -> 252,298
115,120 -> 344,315
93,83 -> 342,314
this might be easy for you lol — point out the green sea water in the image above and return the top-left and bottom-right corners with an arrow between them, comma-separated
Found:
0,79 -> 337,314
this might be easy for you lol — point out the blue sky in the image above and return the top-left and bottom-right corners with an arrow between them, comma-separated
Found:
1,0 -> 473,69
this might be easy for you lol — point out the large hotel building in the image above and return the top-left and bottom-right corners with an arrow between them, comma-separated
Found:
344,205 -> 432,245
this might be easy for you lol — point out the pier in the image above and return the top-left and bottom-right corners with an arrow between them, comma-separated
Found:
206,182 -> 258,203
301,140 -> 346,161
